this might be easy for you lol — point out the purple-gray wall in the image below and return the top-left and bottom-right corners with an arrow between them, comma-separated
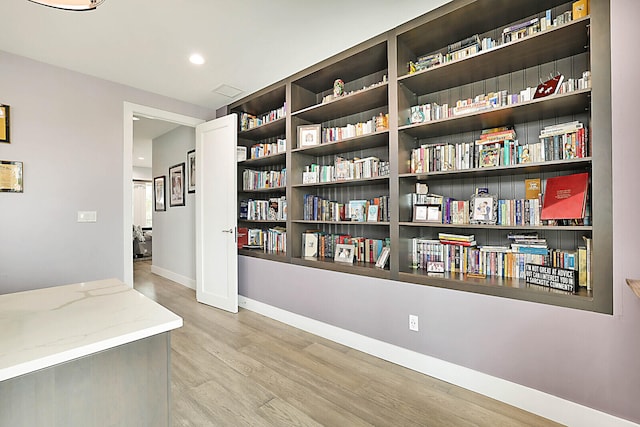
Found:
239,0 -> 640,423
0,51 -> 213,294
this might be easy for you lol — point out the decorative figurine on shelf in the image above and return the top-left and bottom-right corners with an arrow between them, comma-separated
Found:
333,79 -> 344,97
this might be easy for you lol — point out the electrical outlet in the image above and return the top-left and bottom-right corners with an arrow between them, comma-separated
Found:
409,314 -> 419,332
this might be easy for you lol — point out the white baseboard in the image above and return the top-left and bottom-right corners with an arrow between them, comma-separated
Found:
239,296 -> 637,427
150,265 -> 195,289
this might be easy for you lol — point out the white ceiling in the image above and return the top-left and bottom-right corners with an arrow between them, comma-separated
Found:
0,0 -> 450,168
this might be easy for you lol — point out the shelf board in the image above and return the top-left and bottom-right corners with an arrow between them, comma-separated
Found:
399,222 -> 592,231
398,89 -> 591,139
399,158 -> 592,179
292,130 -> 389,157
292,256 -> 391,279
292,83 -> 388,123
292,176 -> 389,189
238,219 -> 287,224
238,117 -> 286,140
292,220 -> 390,226
398,17 -> 590,95
238,249 -> 288,262
238,152 -> 286,167
239,186 -> 286,194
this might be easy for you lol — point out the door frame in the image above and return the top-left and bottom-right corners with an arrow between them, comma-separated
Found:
122,102 -> 205,286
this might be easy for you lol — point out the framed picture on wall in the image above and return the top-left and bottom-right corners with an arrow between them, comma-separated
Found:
0,104 -> 10,143
0,160 -> 23,192
153,175 -> 166,211
169,163 -> 185,207
187,149 -> 196,193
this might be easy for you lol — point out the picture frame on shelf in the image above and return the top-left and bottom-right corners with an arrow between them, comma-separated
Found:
367,204 -> 379,222
334,244 -> 355,264
0,160 -> 23,192
298,124 -> 321,147
0,105 -> 9,143
153,175 -> 166,212
413,204 -> 442,223
375,246 -> 390,268
187,149 -> 196,193
169,163 -> 185,207
470,193 -> 498,224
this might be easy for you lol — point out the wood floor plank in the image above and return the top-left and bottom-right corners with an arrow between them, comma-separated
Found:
133,260 -> 564,427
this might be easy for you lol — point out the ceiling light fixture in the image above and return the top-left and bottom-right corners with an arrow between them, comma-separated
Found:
189,54 -> 205,65
27,0 -> 106,11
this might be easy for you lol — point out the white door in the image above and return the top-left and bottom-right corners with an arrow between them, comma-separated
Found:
195,114 -> 238,313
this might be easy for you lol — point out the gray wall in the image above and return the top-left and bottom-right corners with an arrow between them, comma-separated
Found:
133,167 -> 152,181
239,1 -> 640,424
0,51 -> 213,294
152,126 -> 196,282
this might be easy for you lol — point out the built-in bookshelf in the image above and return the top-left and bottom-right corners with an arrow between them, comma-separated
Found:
228,0 -> 612,313
231,84 -> 288,260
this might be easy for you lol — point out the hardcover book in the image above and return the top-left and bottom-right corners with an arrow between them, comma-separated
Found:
541,172 -> 589,220
525,178 -> 542,200
533,74 -> 564,99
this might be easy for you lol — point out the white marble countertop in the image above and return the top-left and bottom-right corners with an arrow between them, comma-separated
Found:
0,278 -> 183,382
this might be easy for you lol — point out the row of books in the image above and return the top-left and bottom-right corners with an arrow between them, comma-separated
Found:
411,236 -> 591,288
238,227 -> 286,254
239,104 -> 287,132
409,122 -> 587,173
302,231 -> 390,264
320,113 -> 389,144
302,156 -> 389,184
407,70 -> 590,125
242,168 -> 287,191
408,6 -> 582,74
303,195 -> 390,223
247,140 -> 286,160
239,196 -> 287,221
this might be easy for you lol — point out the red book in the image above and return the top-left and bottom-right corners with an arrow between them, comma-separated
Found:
541,172 -> 589,220
237,227 -> 248,249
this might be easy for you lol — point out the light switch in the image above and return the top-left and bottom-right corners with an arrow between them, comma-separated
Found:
77,211 -> 97,222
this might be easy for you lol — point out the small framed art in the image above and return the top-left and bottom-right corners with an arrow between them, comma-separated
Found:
413,204 -> 442,223
0,104 -> 9,143
0,160 -> 23,192
169,163 -> 185,207
470,193 -> 498,224
187,149 -> 196,193
334,244 -> 355,264
297,124 -> 321,147
154,176 -> 166,211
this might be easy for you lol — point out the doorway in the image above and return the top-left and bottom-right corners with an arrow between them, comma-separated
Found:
123,102 -> 204,287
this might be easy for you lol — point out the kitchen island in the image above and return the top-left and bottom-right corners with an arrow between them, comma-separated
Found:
0,278 -> 182,427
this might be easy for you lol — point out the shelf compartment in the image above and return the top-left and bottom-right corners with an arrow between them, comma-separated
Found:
292,256 -> 391,280
292,83 -> 388,123
399,222 -> 592,231
292,176 -> 389,189
399,157 -> 592,180
398,17 -> 590,94
238,152 -> 286,167
292,130 -> 389,157
398,89 -> 590,139
397,270 -> 592,303
238,117 -> 286,140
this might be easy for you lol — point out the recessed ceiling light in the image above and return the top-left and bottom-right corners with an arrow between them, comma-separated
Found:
138,157 -> 145,160
189,54 -> 205,65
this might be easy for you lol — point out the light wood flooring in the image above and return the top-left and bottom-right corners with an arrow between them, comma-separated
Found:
134,260 -> 563,427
